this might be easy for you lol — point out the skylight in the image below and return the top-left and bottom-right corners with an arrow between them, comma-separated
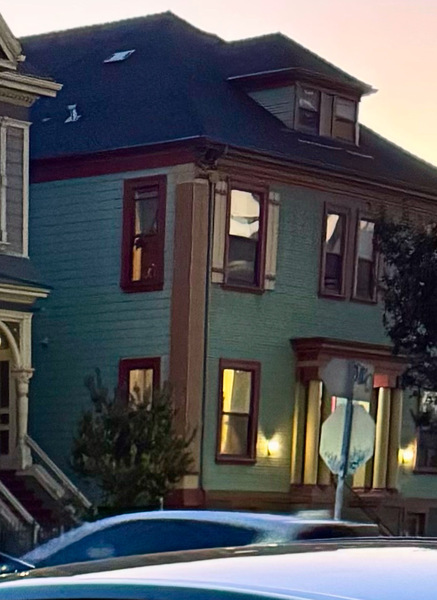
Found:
104,50 -> 135,63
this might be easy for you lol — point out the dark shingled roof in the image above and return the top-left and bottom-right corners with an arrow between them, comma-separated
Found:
21,12 -> 437,196
0,255 -> 49,289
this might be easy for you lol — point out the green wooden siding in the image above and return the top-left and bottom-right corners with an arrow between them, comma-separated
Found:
203,183 -> 388,493
28,165 -> 188,473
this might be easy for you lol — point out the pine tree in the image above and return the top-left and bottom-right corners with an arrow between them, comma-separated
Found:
71,369 -> 195,510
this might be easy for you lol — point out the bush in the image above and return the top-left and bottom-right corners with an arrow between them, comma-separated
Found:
71,369 -> 195,510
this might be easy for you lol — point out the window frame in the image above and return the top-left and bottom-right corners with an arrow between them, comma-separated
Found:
216,359 -> 261,464
352,214 -> 378,304
223,182 -> 268,293
295,85 -> 321,135
120,175 -> 166,293
319,204 -> 350,299
332,96 -> 358,143
118,357 -> 161,403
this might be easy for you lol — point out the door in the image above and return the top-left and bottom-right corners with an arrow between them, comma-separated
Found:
0,346 -> 15,470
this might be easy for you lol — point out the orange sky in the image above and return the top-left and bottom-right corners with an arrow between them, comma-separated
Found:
4,0 -> 437,166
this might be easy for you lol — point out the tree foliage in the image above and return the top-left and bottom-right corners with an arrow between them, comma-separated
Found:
71,369 -> 195,509
375,216 -> 437,392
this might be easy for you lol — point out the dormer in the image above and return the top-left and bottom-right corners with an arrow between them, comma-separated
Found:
228,67 -> 375,145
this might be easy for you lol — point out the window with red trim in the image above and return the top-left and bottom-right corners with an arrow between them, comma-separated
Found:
216,359 -> 260,463
225,186 -> 267,290
121,176 -> 166,292
320,205 -> 378,303
321,209 -> 347,297
118,357 -> 161,405
353,218 -> 377,302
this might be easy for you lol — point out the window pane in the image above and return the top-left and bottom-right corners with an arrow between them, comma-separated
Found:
326,213 -> 344,254
220,414 -> 249,455
135,190 -> 159,236
227,237 -> 258,285
0,430 -> 8,454
333,119 -> 355,142
335,98 -> 356,121
299,88 -> 320,111
358,220 -> 374,260
222,368 -> 252,413
128,368 -> 154,405
229,190 -> 260,239
356,260 -> 374,299
297,110 -> 319,133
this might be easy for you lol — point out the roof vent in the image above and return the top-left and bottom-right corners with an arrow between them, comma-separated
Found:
104,50 -> 135,63
65,104 -> 81,123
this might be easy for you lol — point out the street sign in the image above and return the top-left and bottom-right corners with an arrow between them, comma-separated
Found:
320,358 -> 374,402
320,403 -> 376,475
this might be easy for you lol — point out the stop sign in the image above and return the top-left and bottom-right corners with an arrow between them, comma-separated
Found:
320,403 -> 375,475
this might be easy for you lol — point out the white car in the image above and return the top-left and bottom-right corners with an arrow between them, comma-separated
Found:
1,538 -> 435,600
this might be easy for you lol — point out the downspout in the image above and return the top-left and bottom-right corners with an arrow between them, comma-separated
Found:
198,174 -> 215,502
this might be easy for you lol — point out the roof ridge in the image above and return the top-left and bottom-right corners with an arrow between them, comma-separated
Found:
227,31 -> 371,90
362,124 -> 437,171
20,11 -> 222,43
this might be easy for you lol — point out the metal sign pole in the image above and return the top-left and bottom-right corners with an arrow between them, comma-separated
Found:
334,397 -> 354,520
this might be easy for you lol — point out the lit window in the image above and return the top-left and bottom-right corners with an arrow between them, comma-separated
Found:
226,188 -> 266,289
118,358 -> 160,405
104,50 -> 136,63
121,176 -> 166,292
217,360 -> 260,462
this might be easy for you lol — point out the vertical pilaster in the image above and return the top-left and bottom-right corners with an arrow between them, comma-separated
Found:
317,385 -> 332,486
303,380 -> 322,485
290,381 -> 306,484
12,367 -> 33,469
387,388 -> 403,490
372,387 -> 391,489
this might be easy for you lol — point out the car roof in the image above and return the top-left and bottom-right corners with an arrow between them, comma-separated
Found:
6,539 -> 437,600
21,509 -> 375,563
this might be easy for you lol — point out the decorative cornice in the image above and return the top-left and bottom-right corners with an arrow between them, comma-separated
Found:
0,71 -> 62,99
291,337 -> 406,387
0,282 -> 50,305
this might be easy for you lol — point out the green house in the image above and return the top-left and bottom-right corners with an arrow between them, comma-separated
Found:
19,12 -> 437,535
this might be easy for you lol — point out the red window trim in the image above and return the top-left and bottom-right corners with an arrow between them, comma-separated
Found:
120,175 -> 167,293
118,357 -> 161,401
319,204 -> 349,299
216,358 -> 261,464
352,214 -> 379,304
223,181 -> 268,293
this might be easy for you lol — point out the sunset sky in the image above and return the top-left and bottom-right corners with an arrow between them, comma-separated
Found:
4,0 -> 437,166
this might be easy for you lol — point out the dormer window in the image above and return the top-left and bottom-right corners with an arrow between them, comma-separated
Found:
297,87 -> 320,135
332,97 -> 357,142
295,84 -> 358,143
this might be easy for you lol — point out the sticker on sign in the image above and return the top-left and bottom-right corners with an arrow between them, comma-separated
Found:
320,403 -> 375,475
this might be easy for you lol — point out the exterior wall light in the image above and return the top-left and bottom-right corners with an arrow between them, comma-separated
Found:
267,438 -> 280,457
398,444 -> 415,466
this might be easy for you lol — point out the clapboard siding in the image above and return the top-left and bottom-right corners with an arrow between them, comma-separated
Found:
248,86 -> 296,128
29,164 -> 191,471
203,183 -> 388,493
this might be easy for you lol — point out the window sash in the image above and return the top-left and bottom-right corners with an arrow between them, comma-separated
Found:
217,359 -> 260,462
118,357 -> 161,405
225,185 -> 267,290
121,176 -> 166,292
321,210 -> 347,297
353,217 -> 377,302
